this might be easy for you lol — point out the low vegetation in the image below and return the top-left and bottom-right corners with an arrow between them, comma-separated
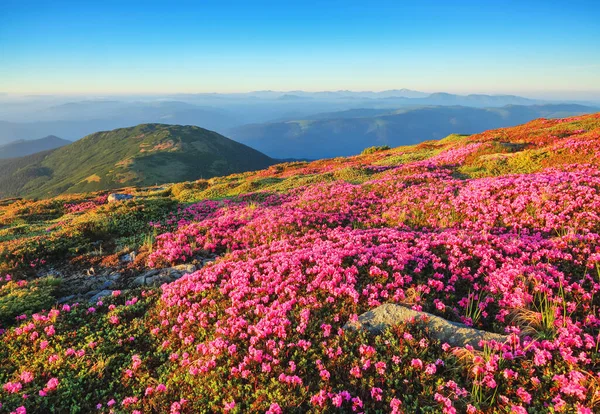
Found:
0,114 -> 599,413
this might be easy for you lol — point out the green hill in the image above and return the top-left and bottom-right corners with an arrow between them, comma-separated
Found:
0,124 -> 275,198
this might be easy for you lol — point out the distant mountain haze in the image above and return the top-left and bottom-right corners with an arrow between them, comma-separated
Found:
0,91 -> 573,145
0,101 -> 243,144
229,104 -> 599,159
0,135 -> 71,159
0,124 -> 275,198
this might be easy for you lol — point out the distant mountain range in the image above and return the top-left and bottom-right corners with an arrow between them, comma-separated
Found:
230,104 -> 599,159
242,89 -> 431,99
2,102 -> 598,198
0,124 -> 275,198
0,101 -> 242,145
170,90 -> 538,103
0,91 -> 569,145
0,135 -> 71,159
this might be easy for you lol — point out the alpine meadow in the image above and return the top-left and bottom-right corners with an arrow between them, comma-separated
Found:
1,1 -> 600,413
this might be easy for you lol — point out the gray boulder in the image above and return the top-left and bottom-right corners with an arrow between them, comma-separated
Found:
344,303 -> 508,350
107,193 -> 134,203
131,265 -> 199,287
132,274 -> 150,287
132,269 -> 172,286
147,275 -> 173,286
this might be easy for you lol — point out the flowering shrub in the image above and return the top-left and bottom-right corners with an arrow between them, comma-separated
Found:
0,276 -> 61,327
361,145 -> 391,155
64,194 -> 108,214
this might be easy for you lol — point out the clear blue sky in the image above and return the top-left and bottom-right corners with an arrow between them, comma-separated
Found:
0,0 -> 599,98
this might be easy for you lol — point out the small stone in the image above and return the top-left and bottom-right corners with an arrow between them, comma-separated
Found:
120,253 -> 136,263
132,269 -> 171,286
132,269 -> 159,286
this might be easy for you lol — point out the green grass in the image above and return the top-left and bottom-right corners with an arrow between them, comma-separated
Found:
361,145 -> 391,155
458,148 -> 549,177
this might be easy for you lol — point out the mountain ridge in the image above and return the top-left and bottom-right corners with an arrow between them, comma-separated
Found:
230,104 -> 599,159
0,135 -> 71,159
0,124 -> 275,198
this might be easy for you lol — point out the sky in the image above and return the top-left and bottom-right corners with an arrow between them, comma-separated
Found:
0,0 -> 599,98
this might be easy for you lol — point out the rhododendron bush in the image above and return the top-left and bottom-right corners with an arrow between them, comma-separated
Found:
1,115 -> 600,413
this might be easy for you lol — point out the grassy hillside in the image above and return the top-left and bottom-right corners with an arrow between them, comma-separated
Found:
0,124 -> 275,198
230,104 -> 598,158
0,114 -> 599,413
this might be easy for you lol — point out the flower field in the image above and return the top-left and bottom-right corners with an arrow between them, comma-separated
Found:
1,114 -> 600,413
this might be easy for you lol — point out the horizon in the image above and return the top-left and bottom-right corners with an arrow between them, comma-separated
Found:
1,0 -> 599,98
1,89 -> 599,102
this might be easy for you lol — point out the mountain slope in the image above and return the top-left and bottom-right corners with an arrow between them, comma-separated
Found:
1,114 -> 600,413
0,135 -> 71,159
230,104 -> 598,159
0,124 -> 275,198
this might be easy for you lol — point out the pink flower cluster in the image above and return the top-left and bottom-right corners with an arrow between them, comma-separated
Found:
142,154 -> 600,410
64,194 -> 108,214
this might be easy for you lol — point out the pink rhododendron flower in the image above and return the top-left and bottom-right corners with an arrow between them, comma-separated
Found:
44,377 -> 59,392
411,358 -> 423,370
19,371 -> 34,384
3,381 -> 22,394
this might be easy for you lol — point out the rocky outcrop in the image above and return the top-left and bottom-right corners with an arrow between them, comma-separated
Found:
44,254 -> 216,305
344,303 -> 508,350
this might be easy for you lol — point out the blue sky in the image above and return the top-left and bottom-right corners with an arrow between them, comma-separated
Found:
0,0 -> 599,98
